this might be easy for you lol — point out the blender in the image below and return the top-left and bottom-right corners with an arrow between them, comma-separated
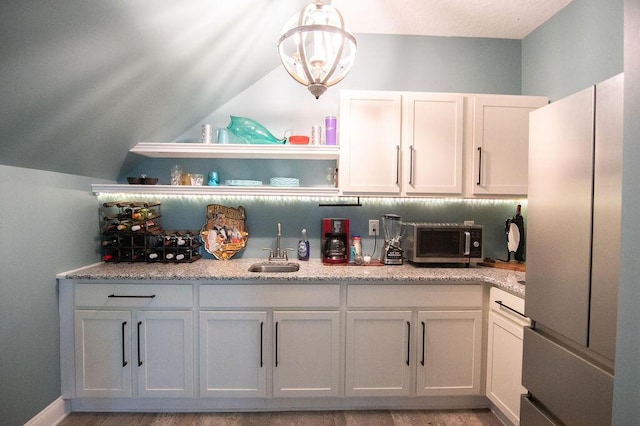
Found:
381,214 -> 403,265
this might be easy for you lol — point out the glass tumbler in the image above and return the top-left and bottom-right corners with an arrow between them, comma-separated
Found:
170,165 -> 183,186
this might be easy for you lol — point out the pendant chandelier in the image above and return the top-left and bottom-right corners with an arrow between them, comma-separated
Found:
278,1 -> 357,99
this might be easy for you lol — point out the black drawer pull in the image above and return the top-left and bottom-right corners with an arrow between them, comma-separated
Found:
108,294 -> 156,299
495,300 -> 527,318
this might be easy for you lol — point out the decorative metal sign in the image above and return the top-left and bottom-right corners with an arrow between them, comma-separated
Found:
201,204 -> 248,260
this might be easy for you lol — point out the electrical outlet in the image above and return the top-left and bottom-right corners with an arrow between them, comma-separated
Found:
368,220 -> 379,236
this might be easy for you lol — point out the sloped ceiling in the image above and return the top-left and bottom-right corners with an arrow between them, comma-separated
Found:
0,0 -> 571,180
0,0 -> 309,179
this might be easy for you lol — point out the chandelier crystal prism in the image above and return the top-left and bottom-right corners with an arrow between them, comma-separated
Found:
277,0 -> 357,99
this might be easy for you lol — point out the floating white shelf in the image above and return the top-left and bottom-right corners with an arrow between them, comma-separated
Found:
130,142 -> 340,160
92,184 -> 341,197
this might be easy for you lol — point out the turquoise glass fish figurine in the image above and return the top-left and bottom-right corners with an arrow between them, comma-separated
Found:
226,116 -> 286,144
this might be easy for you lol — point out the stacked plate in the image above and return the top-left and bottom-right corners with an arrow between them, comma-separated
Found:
270,177 -> 300,187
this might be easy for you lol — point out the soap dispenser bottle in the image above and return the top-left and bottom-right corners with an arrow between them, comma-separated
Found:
297,228 -> 309,261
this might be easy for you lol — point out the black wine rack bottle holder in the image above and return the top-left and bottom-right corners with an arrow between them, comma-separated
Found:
100,201 -> 202,263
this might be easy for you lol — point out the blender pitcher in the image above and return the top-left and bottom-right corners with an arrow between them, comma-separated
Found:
382,214 -> 404,265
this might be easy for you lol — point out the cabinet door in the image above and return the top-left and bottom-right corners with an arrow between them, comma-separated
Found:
136,310 -> 193,398
402,93 -> 464,194
486,311 -> 527,425
200,311 -> 267,397
472,95 -> 547,195
273,311 -> 340,397
339,90 -> 402,194
74,310 -> 132,398
416,310 -> 482,396
345,311 -> 412,397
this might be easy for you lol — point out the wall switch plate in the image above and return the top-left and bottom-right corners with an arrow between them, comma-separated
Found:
369,220 -> 379,236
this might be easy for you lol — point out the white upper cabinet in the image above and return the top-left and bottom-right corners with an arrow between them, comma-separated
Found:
402,93 -> 465,195
471,95 -> 548,196
339,90 -> 547,197
339,91 -> 464,196
339,91 -> 403,194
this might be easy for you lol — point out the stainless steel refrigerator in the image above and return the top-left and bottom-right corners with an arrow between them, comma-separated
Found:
522,73 -> 623,425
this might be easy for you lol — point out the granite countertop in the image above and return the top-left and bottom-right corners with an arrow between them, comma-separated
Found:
60,258 -> 526,297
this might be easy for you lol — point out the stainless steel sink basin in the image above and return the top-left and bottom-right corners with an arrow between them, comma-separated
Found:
248,262 -> 300,273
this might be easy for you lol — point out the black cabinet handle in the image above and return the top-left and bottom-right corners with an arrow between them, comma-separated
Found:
421,321 -> 426,366
260,321 -> 264,368
406,321 -> 411,366
476,146 -> 482,185
275,321 -> 279,367
395,145 -> 401,184
495,300 -> 527,318
108,294 -> 156,299
409,145 -> 415,185
137,321 -> 143,367
121,321 -> 128,367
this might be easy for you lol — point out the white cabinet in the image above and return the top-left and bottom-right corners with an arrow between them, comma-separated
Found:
416,310 -> 482,396
345,284 -> 483,397
345,311 -> 412,396
273,311 -> 341,397
72,284 -> 194,399
200,311 -> 267,397
339,90 -> 547,197
74,310 -> 132,398
486,287 -> 530,425
402,93 -> 465,194
339,90 -> 464,195
471,95 -> 548,195
74,309 -> 193,398
339,90 -> 403,194
199,284 -> 341,398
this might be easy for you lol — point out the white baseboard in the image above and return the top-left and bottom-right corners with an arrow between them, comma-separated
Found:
25,397 -> 70,426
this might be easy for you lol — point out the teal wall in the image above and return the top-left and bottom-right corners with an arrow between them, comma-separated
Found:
522,0 -> 623,100
0,165 -> 111,425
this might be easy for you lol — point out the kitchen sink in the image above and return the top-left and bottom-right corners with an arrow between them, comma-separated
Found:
248,262 -> 300,273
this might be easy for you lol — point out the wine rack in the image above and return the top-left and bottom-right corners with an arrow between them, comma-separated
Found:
100,201 -> 201,263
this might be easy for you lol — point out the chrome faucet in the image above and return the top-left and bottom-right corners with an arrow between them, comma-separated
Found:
263,222 -> 292,261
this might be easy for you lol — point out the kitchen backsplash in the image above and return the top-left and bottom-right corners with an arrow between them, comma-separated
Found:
98,192 -> 526,262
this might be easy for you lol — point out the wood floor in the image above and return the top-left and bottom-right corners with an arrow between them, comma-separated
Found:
58,409 -> 504,426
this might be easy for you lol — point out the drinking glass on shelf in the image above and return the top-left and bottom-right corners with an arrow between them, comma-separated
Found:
170,165 -> 183,186
325,167 -> 336,187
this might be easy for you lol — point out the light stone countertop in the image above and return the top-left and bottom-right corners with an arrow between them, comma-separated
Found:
60,258 -> 526,297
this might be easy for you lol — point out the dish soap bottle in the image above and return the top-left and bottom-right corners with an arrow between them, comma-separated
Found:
297,228 -> 309,261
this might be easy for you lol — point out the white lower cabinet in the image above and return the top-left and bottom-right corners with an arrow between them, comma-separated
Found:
345,311 -> 412,396
199,284 -> 342,398
345,284 -> 484,398
416,310 -> 482,396
62,280 -> 494,411
199,310 -> 340,398
486,287 -> 529,425
199,311 -> 267,397
273,311 -> 341,397
74,309 -> 193,398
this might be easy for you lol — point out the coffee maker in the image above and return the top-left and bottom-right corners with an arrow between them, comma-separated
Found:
321,218 -> 349,264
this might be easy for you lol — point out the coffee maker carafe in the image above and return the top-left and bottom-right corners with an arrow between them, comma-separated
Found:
382,214 -> 403,265
321,218 -> 349,264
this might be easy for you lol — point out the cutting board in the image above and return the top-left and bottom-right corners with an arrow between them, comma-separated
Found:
481,259 -> 526,272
